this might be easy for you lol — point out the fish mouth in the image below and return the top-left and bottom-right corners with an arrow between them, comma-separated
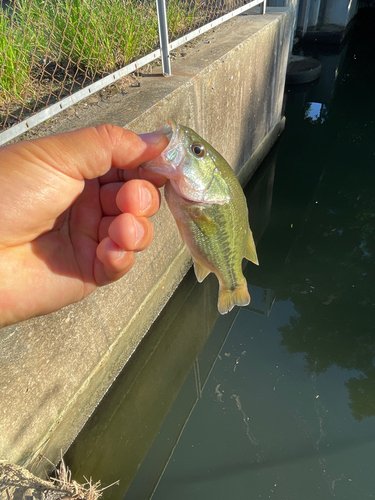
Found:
142,118 -> 185,176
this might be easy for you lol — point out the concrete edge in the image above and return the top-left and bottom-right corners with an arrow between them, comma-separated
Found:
238,116 -> 286,186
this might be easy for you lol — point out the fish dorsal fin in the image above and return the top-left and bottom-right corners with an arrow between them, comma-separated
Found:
193,260 -> 211,283
244,229 -> 259,265
189,209 -> 219,237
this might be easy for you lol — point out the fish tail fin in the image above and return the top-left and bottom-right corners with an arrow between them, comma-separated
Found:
217,281 -> 250,315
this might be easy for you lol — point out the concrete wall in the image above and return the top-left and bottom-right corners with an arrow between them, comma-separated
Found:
0,7 -> 293,475
271,0 -> 358,40
268,0 -> 299,47
320,0 -> 358,26
296,0 -> 358,37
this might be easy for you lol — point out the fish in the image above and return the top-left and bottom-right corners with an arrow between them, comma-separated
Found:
142,118 -> 258,314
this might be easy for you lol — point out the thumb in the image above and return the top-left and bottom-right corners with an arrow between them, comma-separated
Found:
2,124 -> 169,181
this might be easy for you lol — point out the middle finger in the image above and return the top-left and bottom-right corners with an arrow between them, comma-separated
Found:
116,179 -> 161,218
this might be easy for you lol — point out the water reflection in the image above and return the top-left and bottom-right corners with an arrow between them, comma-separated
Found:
276,13 -> 375,422
277,172 -> 375,421
304,102 -> 327,123
277,164 -> 375,422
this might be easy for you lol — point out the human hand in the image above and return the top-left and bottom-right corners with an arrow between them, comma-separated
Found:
0,124 -> 169,328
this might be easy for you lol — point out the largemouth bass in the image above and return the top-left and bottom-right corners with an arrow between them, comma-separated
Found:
142,119 -> 258,314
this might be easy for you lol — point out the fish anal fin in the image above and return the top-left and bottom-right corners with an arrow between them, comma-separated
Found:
217,281 -> 250,315
194,260 -> 211,283
244,229 -> 259,265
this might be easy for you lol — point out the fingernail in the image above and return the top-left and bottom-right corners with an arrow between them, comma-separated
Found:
134,219 -> 145,246
138,131 -> 164,144
116,249 -> 126,261
139,185 -> 152,213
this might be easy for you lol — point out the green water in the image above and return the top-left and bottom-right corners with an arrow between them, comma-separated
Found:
65,9 -> 375,500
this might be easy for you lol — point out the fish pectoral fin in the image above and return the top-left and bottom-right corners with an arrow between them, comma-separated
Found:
244,229 -> 259,265
193,260 -> 211,283
218,281 -> 250,315
189,209 -> 219,237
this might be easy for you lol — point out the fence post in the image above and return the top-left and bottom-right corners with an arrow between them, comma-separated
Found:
261,0 -> 266,14
156,0 -> 172,76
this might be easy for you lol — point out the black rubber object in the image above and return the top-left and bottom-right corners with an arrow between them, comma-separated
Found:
286,56 -> 322,84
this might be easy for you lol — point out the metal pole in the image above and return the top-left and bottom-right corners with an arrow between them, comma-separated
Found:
261,0 -> 266,15
156,0 -> 171,76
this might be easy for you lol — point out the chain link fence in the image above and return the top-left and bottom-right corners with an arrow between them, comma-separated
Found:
0,0 -> 264,138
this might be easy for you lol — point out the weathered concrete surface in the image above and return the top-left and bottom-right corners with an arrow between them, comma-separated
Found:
0,7 -> 292,475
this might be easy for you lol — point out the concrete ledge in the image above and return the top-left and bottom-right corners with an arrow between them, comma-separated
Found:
0,7 -> 292,474
301,23 -> 353,45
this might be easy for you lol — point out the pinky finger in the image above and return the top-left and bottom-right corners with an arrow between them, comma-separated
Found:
95,236 -> 135,285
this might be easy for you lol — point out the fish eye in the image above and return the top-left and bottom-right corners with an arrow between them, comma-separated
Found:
191,142 -> 205,157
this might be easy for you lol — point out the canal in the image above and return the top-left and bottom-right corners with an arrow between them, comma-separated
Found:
65,8 -> 375,500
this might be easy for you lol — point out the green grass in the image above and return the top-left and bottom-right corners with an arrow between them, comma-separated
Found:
168,0 -> 201,39
0,11 -> 34,101
0,0 -> 201,105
